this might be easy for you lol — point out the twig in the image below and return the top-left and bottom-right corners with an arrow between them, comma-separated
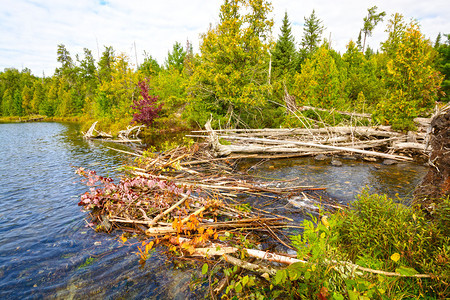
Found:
146,193 -> 190,228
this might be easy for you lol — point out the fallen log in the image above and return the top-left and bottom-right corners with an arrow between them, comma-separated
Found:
217,136 -> 413,161
298,105 -> 372,119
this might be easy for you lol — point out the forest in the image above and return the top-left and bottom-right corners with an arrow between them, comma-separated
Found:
0,0 -> 449,134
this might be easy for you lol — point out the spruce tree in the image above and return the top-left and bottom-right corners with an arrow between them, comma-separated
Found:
272,11 -> 296,76
301,10 -> 324,57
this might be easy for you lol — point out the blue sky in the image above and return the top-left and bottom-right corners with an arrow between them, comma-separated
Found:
1,0 -> 448,76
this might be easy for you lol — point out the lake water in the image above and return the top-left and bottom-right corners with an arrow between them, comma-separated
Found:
0,122 -> 427,299
0,123 -> 203,299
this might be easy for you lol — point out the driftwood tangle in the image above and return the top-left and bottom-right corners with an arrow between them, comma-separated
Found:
83,121 -> 143,143
195,118 -> 431,162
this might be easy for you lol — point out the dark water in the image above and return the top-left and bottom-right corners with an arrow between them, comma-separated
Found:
242,156 -> 426,204
0,123 -> 427,299
0,123 -> 203,299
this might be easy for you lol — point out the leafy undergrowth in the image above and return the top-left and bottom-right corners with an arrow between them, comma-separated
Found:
270,190 -> 449,300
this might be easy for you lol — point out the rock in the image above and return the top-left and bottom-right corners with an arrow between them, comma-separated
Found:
382,159 -> 397,165
331,158 -> 343,167
314,154 -> 329,161
342,155 -> 357,160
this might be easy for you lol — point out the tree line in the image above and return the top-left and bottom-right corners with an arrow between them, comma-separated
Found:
0,0 -> 449,131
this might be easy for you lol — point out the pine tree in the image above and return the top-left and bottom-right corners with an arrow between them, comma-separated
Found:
164,42 -> 186,72
271,11 -> 296,76
97,46 -> 115,84
301,10 -> 324,56
381,13 -> 406,57
188,0 -> 274,127
376,22 -> 443,130
361,6 -> 386,52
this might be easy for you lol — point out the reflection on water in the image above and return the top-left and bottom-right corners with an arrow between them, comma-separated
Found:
0,122 -> 427,299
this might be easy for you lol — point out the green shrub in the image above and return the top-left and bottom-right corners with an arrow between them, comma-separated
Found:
277,189 -> 449,299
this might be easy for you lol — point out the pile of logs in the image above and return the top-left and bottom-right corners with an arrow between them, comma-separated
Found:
188,118 -> 432,162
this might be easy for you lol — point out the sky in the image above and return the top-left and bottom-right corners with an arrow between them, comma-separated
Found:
0,0 -> 449,76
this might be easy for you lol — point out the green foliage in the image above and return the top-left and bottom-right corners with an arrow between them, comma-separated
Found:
139,53 -> 161,78
94,54 -> 140,122
375,21 -> 444,130
164,42 -> 186,72
343,41 -> 385,109
271,11 -> 297,77
380,13 -> 407,58
301,10 -> 325,56
435,33 -> 450,102
293,45 -> 347,109
360,6 -> 386,52
187,0 -> 274,128
277,190 -> 449,299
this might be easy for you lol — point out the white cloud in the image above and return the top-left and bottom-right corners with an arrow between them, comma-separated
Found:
0,0 -> 448,76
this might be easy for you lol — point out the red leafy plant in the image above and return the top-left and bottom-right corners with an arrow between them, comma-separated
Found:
75,167 -> 190,220
130,80 -> 163,126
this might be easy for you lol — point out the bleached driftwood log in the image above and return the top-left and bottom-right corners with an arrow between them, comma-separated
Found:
118,125 -> 145,142
83,121 -> 113,139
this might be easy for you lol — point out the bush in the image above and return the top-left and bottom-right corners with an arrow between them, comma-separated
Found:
131,81 -> 162,126
277,189 -> 449,299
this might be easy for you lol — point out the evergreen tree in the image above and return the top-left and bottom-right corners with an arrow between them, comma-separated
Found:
188,0 -> 274,128
139,52 -> 161,77
343,40 -> 385,108
293,45 -> 346,109
97,46 -> 115,84
435,33 -> 450,102
361,6 -> 386,52
271,11 -> 296,76
435,32 -> 442,48
381,13 -> 406,57
55,44 -> 74,77
31,80 -> 45,114
164,42 -> 186,72
301,10 -> 324,57
376,22 -> 443,130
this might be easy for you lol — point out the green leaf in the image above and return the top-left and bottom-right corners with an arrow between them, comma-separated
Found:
242,275 -> 249,287
234,282 -> 242,293
275,270 -> 285,285
395,266 -> 419,276
304,271 -> 311,280
201,263 -> 209,275
347,290 -> 359,300
332,292 -> 345,300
